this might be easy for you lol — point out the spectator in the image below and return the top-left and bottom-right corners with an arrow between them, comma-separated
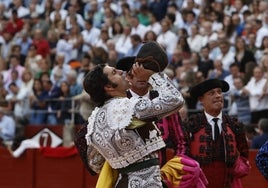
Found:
129,15 -> 147,41
157,19 -> 178,56
66,69 -> 82,97
169,48 -> 183,70
208,59 -> 230,80
181,9 -> 197,36
108,20 -> 123,43
28,0 -> 45,16
50,53 -> 72,87
199,45 -> 214,79
0,31 -> 14,60
254,35 -> 268,64
217,39 -> 235,71
251,118 -> 268,149
3,9 -> 24,36
255,13 -> 268,49
143,30 -> 157,42
42,80 -> 61,125
49,0 -> 68,23
115,24 -> 132,56
125,34 -> 142,57
85,0 -> 104,29
229,77 -> 251,125
29,78 -> 47,125
177,36 -> 191,59
56,32 -> 76,64
94,28 -> 110,52
148,0 -> 169,22
46,29 -> 58,66
4,0 -> 29,19
187,24 -> 204,53
31,28 -> 50,60
200,20 -> 218,48
118,2 -> 132,27
167,2 -> 184,29
68,24 -> 83,60
165,12 -> 179,34
234,36 -> 256,74
30,11 -> 50,37
81,18 -> 100,54
137,4 -> 151,26
224,62 -> 242,91
5,81 -> 29,123
15,30 -> 33,61
210,10 -> 223,32
242,66 -> 268,124
5,69 -> 23,94
146,13 -> 162,35
56,81 -> 72,124
0,108 -> 16,143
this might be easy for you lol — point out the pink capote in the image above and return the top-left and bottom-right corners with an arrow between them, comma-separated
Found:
231,156 -> 251,188
161,154 -> 208,188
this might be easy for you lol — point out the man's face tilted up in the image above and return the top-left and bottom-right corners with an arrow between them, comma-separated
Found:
103,65 -> 130,97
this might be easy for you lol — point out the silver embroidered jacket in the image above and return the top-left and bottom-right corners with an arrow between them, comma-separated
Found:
85,73 -> 184,172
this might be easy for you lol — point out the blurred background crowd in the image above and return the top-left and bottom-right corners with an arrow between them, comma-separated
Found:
0,0 -> 268,149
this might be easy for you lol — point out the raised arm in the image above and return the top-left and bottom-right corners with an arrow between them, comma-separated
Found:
134,72 -> 184,120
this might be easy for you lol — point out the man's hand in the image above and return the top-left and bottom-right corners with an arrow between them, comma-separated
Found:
131,62 -> 154,81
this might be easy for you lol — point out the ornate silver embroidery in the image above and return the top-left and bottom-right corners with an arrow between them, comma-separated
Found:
85,72 -> 184,171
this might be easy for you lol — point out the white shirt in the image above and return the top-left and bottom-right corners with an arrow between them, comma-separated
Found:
204,111 -> 223,140
5,6 -> 29,18
174,11 -> 184,29
224,75 -> 235,91
146,23 -> 162,35
50,64 -> 72,87
115,34 -> 132,55
255,27 -> 268,48
65,14 -> 85,30
131,24 -> 148,39
216,50 -> 235,71
56,39 -> 74,64
81,28 -> 101,53
49,9 -> 68,22
129,89 -> 150,99
0,115 -> 16,141
187,34 -> 204,53
245,77 -> 268,111
157,30 -> 178,55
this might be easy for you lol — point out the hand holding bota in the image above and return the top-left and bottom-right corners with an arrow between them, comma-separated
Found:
135,41 -> 168,72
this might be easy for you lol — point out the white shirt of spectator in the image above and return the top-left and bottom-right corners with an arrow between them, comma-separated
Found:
0,114 -> 16,141
115,34 -> 132,55
56,38 -> 74,64
157,30 -> 178,55
49,9 -> 68,23
245,77 -> 268,111
81,27 -> 101,53
216,50 -> 235,71
131,24 -> 148,40
146,23 -> 162,36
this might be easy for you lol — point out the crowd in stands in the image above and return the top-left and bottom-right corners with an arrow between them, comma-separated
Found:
0,0 -> 268,148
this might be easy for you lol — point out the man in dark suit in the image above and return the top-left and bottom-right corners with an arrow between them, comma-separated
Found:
183,79 -> 250,188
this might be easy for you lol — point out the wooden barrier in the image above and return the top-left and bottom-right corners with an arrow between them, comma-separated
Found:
0,125 -> 266,188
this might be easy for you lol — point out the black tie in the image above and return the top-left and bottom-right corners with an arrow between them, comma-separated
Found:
212,118 -> 220,141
